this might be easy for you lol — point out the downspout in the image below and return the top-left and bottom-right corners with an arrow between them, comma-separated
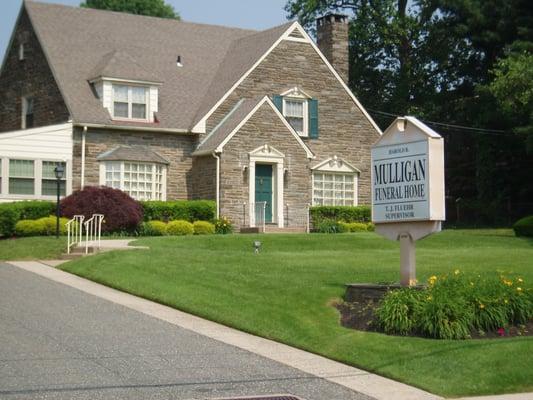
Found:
212,151 -> 220,219
80,126 -> 87,188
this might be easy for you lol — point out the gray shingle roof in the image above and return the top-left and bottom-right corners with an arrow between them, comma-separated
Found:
96,146 -> 170,164
24,1 -> 292,131
89,50 -> 161,83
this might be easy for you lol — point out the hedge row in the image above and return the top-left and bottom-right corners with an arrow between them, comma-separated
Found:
141,220 -> 216,236
141,200 -> 216,222
0,198 -> 217,237
310,205 -> 371,226
0,201 -> 56,237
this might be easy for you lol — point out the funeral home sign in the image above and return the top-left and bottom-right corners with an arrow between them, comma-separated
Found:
371,116 -> 445,224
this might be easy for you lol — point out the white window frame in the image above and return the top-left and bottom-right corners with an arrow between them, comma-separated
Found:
280,87 -> 312,137
111,84 -> 149,122
0,158 -> 72,200
283,97 -> 308,137
99,161 -> 167,201
311,156 -> 361,206
19,43 -> 25,61
312,172 -> 358,206
21,96 -> 34,129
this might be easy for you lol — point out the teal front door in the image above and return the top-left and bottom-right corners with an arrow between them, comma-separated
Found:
255,164 -> 273,223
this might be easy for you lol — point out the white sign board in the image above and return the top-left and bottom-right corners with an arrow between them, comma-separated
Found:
371,117 -> 445,226
372,140 -> 429,223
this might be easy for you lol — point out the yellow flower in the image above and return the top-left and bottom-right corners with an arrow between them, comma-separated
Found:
427,296 -> 433,301
504,299 -> 509,304
470,282 -> 474,286
454,269 -> 460,275
518,278 -> 523,283
479,303 -> 485,309
517,287 -> 522,292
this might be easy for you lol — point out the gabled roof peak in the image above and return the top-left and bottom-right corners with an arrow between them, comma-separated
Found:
89,50 -> 161,83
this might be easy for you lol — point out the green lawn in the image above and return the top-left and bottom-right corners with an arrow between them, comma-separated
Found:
60,229 -> 532,397
0,237 -> 67,261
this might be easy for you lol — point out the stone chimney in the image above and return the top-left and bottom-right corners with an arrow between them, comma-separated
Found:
316,14 -> 349,84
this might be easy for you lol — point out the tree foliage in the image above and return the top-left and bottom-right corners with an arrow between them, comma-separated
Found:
285,0 -> 533,224
81,0 -> 180,19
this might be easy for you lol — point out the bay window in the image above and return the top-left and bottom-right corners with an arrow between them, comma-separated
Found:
103,161 -> 165,200
313,172 -> 357,206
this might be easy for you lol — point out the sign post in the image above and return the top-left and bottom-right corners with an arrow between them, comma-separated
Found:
371,116 -> 445,286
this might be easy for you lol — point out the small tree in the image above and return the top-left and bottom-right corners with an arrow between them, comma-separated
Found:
81,0 -> 180,19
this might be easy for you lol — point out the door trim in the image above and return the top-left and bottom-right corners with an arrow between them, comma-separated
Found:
248,145 -> 284,228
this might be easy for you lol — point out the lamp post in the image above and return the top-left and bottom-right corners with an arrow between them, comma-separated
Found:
53,163 -> 64,238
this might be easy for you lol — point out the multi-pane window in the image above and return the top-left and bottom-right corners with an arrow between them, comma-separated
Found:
104,161 -> 164,201
112,85 -> 147,120
283,98 -> 307,136
21,97 -> 34,129
313,173 -> 356,206
9,159 -> 34,195
41,161 -> 66,196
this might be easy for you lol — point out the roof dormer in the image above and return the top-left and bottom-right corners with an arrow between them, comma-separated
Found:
88,51 -> 162,123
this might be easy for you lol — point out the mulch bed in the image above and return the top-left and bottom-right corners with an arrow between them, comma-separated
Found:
335,300 -> 533,339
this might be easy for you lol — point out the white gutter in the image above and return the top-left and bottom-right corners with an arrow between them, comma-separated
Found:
73,122 -> 191,135
212,151 -> 220,219
80,126 -> 87,188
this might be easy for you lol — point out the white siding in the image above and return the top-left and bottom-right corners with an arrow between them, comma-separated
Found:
0,123 -> 73,202
102,80 -> 113,113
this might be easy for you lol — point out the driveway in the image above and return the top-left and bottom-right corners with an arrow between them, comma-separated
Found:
0,263 -> 370,400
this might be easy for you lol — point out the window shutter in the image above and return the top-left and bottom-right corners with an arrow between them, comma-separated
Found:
308,98 -> 319,139
272,95 -> 283,113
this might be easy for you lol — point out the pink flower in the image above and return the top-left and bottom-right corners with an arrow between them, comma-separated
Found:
497,327 -> 505,337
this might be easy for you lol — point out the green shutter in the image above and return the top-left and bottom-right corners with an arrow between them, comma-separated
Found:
308,98 -> 319,139
272,95 -> 283,113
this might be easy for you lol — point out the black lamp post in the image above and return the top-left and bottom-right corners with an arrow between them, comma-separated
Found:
54,163 -> 64,238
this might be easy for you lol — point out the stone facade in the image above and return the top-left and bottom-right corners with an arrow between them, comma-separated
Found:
0,10 -> 69,133
206,38 -> 379,205
220,103 -> 312,227
72,127 -> 196,199
191,155 -> 217,200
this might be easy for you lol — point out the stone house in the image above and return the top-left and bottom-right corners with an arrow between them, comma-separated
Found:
0,1 -> 381,230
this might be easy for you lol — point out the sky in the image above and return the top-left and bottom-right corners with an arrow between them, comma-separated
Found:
0,0 -> 290,62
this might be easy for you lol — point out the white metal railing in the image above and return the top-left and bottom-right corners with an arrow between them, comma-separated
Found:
66,215 -> 85,254
84,214 -> 105,254
285,203 -> 311,233
252,201 -> 267,232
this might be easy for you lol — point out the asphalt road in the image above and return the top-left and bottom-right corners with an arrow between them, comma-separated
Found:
0,263 -> 371,400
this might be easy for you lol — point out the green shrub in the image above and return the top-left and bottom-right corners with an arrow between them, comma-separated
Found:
344,222 -> 371,232
193,221 -> 215,235
513,215 -> 533,237
214,216 -> 234,234
142,220 -> 168,236
310,205 -> 371,226
316,219 -> 345,233
375,288 -> 422,335
0,207 -> 18,237
375,271 -> 532,340
14,219 -> 47,237
141,200 -> 216,222
166,220 -> 194,236
0,201 -> 56,236
39,216 -> 69,235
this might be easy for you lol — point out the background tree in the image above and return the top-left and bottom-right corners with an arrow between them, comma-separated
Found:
81,0 -> 180,19
285,0 -> 533,225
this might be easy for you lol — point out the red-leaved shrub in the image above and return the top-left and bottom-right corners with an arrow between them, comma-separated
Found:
61,186 -> 143,233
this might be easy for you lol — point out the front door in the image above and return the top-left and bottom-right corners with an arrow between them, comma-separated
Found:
255,164 -> 273,223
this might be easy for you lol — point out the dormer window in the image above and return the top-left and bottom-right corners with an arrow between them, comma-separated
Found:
112,84 -> 148,120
